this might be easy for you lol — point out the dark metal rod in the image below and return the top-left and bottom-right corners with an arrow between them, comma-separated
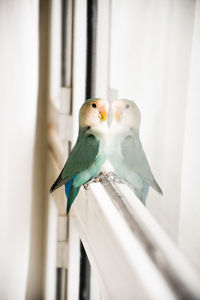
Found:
56,268 -> 62,300
79,243 -> 91,300
79,1 -> 98,300
61,0 -> 67,87
85,0 -> 98,100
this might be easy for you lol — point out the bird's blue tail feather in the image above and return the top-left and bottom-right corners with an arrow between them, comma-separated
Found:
65,178 -> 73,198
65,178 -> 80,214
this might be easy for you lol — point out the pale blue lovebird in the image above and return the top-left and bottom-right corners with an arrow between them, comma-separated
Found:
109,99 -> 162,205
50,98 -> 109,213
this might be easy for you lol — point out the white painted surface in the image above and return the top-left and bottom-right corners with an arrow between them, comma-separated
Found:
72,0 -> 87,143
44,192 -> 57,300
67,1 -> 87,300
71,182 -> 200,300
0,0 -> 39,299
49,0 -> 62,107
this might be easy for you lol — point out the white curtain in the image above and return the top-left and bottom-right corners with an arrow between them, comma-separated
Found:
0,1 -> 40,299
179,0 -> 200,273
110,0 -> 200,272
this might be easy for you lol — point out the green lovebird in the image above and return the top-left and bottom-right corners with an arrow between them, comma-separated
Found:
50,98 -> 109,213
108,99 -> 162,205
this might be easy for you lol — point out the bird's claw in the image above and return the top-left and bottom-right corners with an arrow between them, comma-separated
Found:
83,172 -> 108,190
107,172 -> 126,184
83,178 -> 96,189
83,183 -> 90,190
113,177 -> 125,184
97,171 -> 109,181
83,171 -> 126,190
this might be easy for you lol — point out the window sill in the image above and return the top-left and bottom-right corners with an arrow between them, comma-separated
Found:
48,127 -> 200,300
71,180 -> 200,300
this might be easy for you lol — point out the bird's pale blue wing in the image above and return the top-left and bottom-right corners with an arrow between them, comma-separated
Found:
121,134 -> 162,194
133,180 -> 149,205
50,132 -> 100,192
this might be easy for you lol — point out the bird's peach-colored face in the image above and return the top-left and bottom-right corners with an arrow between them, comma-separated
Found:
112,99 -> 141,129
79,99 -> 109,128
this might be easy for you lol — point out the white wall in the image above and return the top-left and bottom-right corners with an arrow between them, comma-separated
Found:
0,1 -> 42,299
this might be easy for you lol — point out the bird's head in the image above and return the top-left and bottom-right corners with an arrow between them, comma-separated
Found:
79,98 -> 109,129
112,99 -> 141,130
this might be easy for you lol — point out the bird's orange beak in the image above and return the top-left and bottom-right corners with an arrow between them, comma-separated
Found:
112,100 -> 123,121
99,108 -> 108,121
114,108 -> 122,121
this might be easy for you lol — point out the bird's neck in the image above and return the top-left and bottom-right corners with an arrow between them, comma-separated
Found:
79,122 -> 108,140
110,121 -> 139,138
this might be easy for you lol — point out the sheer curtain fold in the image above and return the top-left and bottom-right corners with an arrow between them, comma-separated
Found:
0,0 -> 39,298
179,0 -> 200,272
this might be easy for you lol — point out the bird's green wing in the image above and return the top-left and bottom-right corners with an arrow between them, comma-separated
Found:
121,134 -> 162,194
50,131 -> 100,192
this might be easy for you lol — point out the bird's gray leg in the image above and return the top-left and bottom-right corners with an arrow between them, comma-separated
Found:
97,171 -> 109,181
83,172 -> 108,190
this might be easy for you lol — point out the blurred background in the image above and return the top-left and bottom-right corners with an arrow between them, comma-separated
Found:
0,0 -> 200,299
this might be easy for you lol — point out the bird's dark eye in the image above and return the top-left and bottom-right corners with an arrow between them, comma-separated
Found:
92,103 -> 96,108
126,104 -> 130,109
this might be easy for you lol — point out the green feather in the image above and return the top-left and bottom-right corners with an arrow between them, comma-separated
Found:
50,127 -> 100,192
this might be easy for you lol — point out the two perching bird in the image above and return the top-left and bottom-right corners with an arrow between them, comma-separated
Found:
50,98 -> 162,213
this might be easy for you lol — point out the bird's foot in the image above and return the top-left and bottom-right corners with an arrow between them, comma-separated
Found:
83,172 -> 108,190
83,183 -> 89,190
83,179 -> 94,190
97,171 -> 109,181
107,172 -> 126,184
83,172 -> 126,189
